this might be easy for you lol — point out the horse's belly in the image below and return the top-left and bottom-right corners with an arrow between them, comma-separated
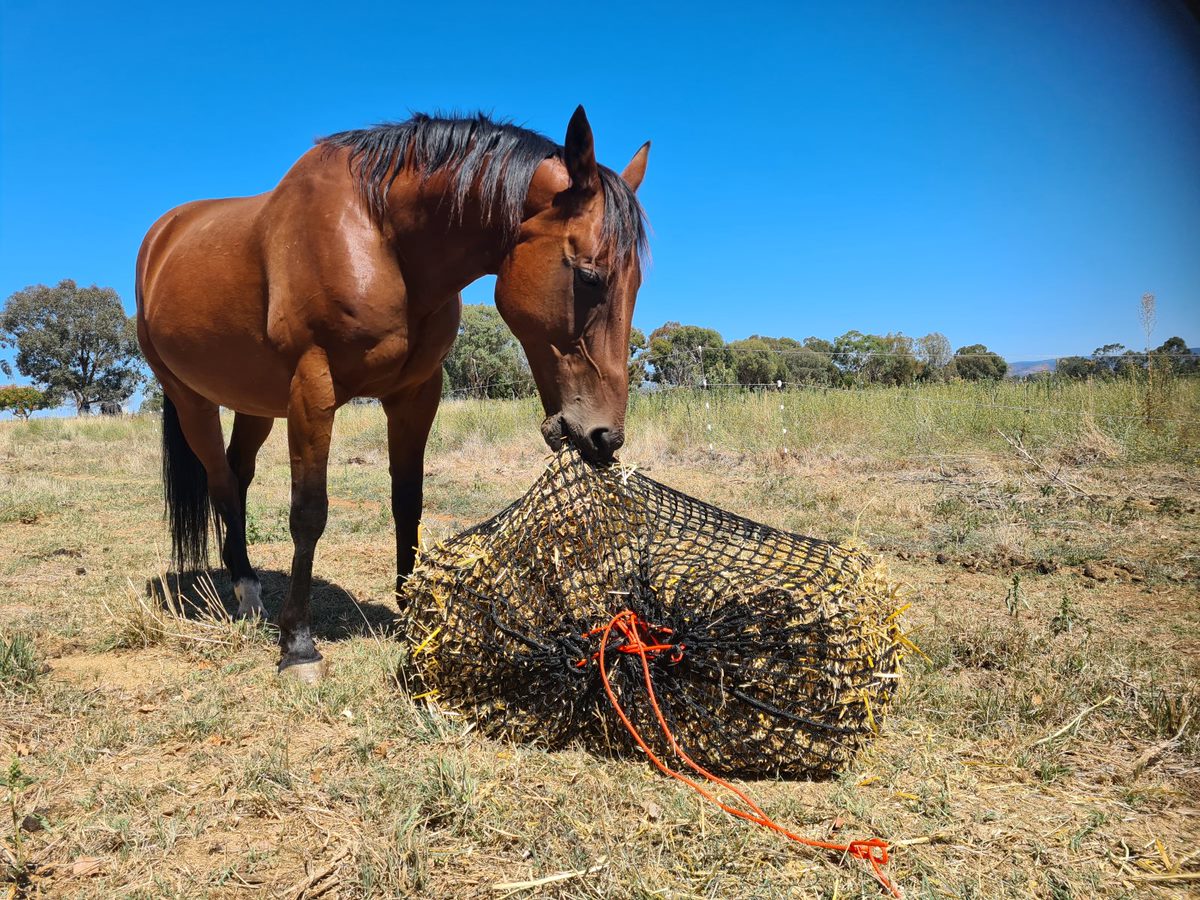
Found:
153,326 -> 292,417
146,307 -> 293,416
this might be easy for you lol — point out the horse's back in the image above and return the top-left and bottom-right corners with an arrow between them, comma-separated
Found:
136,146 -> 457,413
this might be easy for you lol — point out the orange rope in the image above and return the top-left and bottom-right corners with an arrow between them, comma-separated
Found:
585,610 -> 902,899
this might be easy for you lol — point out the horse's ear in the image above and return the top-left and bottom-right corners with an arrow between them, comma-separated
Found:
621,141 -> 651,192
564,105 -> 599,194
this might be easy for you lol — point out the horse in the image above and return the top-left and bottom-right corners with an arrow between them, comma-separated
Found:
136,108 -> 650,682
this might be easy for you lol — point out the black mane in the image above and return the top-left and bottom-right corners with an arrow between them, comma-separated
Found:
318,113 -> 648,267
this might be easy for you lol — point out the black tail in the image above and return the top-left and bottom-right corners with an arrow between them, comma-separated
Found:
162,396 -> 217,571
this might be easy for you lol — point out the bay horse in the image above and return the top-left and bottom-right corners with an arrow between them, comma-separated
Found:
136,108 -> 650,682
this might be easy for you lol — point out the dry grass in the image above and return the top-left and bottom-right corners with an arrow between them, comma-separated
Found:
1,379 -> 1198,898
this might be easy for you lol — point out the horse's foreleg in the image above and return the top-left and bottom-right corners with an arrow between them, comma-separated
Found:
277,350 -> 336,682
224,413 -> 274,619
384,371 -> 443,608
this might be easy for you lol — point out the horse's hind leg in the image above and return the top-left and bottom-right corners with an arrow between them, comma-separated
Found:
165,389 -> 259,617
224,413 -> 274,618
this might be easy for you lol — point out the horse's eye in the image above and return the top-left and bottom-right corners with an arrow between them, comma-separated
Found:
574,266 -> 605,290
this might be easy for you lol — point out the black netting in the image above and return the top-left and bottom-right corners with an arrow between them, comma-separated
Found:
399,448 -> 907,779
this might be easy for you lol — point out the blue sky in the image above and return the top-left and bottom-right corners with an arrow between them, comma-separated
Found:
1,0 -> 1197,365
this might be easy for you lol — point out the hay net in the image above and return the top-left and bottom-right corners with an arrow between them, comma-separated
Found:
400,448 -> 906,779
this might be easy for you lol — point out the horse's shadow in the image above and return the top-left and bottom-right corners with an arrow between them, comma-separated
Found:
144,569 -> 398,641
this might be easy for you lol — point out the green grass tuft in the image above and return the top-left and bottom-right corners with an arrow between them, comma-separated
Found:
0,632 -> 41,694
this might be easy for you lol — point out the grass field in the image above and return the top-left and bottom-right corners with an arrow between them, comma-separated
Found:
2,378 -> 1199,898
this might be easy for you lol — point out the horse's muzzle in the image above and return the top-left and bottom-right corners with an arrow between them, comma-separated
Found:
541,414 -> 622,465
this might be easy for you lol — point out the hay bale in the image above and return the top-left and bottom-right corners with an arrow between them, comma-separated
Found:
400,449 -> 908,779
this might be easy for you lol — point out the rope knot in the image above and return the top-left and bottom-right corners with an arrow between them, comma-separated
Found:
847,838 -> 890,866
576,611 -> 684,668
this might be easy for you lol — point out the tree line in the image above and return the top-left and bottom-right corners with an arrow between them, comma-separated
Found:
439,313 -> 1196,396
1054,338 -> 1199,379
441,313 -> 1014,396
1,282 -> 1196,416
637,324 -> 1009,388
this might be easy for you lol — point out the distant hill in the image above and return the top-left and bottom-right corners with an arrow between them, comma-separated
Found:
1006,358 -> 1057,377
1005,346 -> 1198,378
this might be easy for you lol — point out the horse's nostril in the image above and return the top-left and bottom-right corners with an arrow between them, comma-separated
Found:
589,427 -> 624,457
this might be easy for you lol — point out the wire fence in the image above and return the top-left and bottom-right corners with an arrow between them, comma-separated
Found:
635,346 -> 1199,361
439,344 -> 1199,421
422,339 -> 1200,477
442,343 -> 1198,393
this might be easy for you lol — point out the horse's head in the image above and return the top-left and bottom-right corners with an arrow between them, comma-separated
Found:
494,107 -> 649,465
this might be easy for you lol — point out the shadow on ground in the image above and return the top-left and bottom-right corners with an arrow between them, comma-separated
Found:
144,568 -> 399,640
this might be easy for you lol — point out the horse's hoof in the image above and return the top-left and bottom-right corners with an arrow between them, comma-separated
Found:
278,658 -> 328,685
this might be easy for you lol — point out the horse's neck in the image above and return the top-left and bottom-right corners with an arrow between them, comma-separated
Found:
384,168 -> 511,303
